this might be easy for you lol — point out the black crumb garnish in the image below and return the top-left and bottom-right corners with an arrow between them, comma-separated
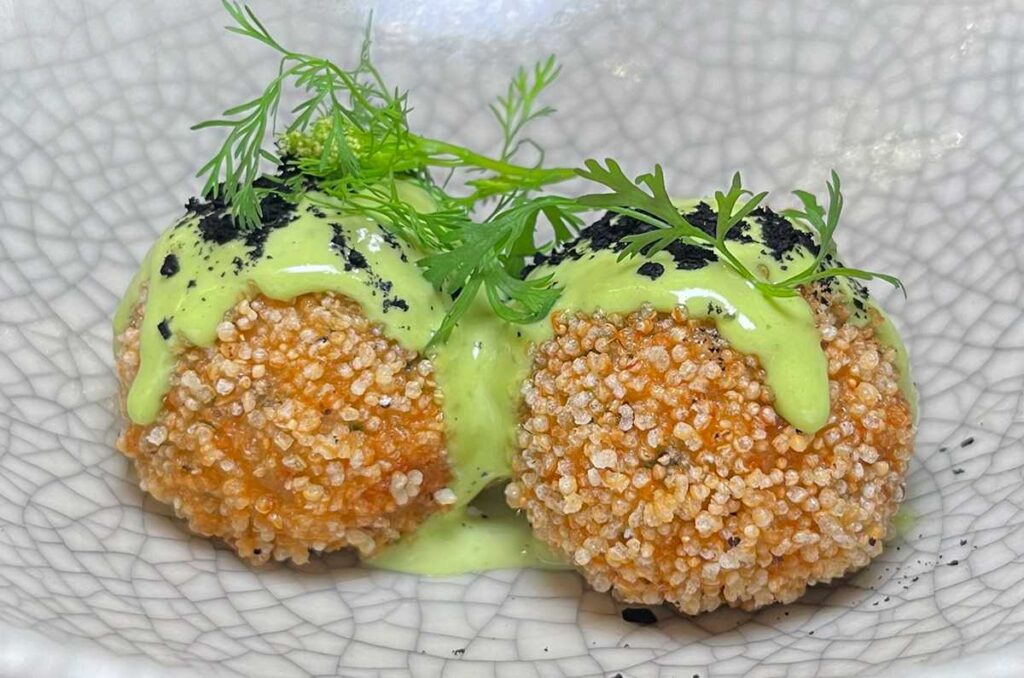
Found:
187,279 -> 196,289
960,539 -> 968,546
194,172 -> 298,260
948,560 -> 960,566
232,256 -> 244,273
637,262 -> 665,280
330,222 -> 410,313
621,607 -> 658,625
383,298 -> 409,312
753,205 -> 819,261
668,241 -> 719,270
379,229 -> 409,262
159,254 -> 180,277
329,224 -> 348,251
346,248 -> 369,273
329,224 -> 369,271
685,201 -> 753,243
952,468 -> 965,475
185,195 -> 216,216
197,210 -> 241,245
524,211 -> 717,276
157,319 -> 171,340
960,437 -> 975,447
452,648 -> 465,657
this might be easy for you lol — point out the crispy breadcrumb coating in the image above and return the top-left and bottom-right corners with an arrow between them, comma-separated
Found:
116,291 -> 451,564
507,290 -> 914,613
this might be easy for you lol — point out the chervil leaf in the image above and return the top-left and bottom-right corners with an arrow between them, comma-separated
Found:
772,170 -> 904,295
575,159 -> 717,261
574,161 -> 905,298
484,265 -> 561,324
419,195 -> 581,343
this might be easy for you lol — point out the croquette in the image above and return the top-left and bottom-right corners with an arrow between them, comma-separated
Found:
116,290 -> 452,564
507,287 -> 914,613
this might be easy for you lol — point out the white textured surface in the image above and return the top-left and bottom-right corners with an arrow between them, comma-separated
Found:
2,1 -> 1023,676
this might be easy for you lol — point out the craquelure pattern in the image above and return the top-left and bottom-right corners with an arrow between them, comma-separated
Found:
2,1 -> 1023,676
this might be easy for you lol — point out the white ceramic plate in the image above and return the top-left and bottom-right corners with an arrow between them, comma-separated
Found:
2,1 -> 1023,676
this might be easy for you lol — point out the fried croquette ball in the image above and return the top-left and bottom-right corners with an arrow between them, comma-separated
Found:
116,291 -> 451,564
507,289 -> 914,613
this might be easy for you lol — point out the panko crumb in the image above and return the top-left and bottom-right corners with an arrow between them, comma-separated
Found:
508,288 -> 914,613
116,290 -> 451,564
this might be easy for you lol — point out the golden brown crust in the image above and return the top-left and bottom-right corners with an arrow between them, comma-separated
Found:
507,291 -> 914,613
116,291 -> 451,564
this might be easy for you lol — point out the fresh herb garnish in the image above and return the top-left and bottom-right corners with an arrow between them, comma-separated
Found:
576,160 -> 905,297
468,55 -> 563,210
419,196 -> 581,344
194,1 -> 579,342
195,1 -> 574,231
777,172 -> 904,295
192,3 -> 904,347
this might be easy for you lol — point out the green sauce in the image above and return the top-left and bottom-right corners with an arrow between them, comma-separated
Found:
525,255 -> 829,433
117,184 -> 445,425
872,308 -> 918,423
115,183 -> 563,573
115,191 -> 914,575
369,483 -> 565,574
370,289 -> 569,574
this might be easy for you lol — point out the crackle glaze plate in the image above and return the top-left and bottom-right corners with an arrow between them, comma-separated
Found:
2,1 -> 1024,677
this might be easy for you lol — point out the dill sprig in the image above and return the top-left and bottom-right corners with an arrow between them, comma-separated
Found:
194,1 -> 574,231
491,55 -> 561,162
575,160 -> 905,297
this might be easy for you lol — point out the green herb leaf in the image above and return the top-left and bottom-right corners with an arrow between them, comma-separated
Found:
574,161 -> 905,297
428,276 -> 482,346
490,54 -> 561,163
484,266 -> 561,324
419,196 -> 581,343
196,2 -> 575,234
775,170 -> 903,296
